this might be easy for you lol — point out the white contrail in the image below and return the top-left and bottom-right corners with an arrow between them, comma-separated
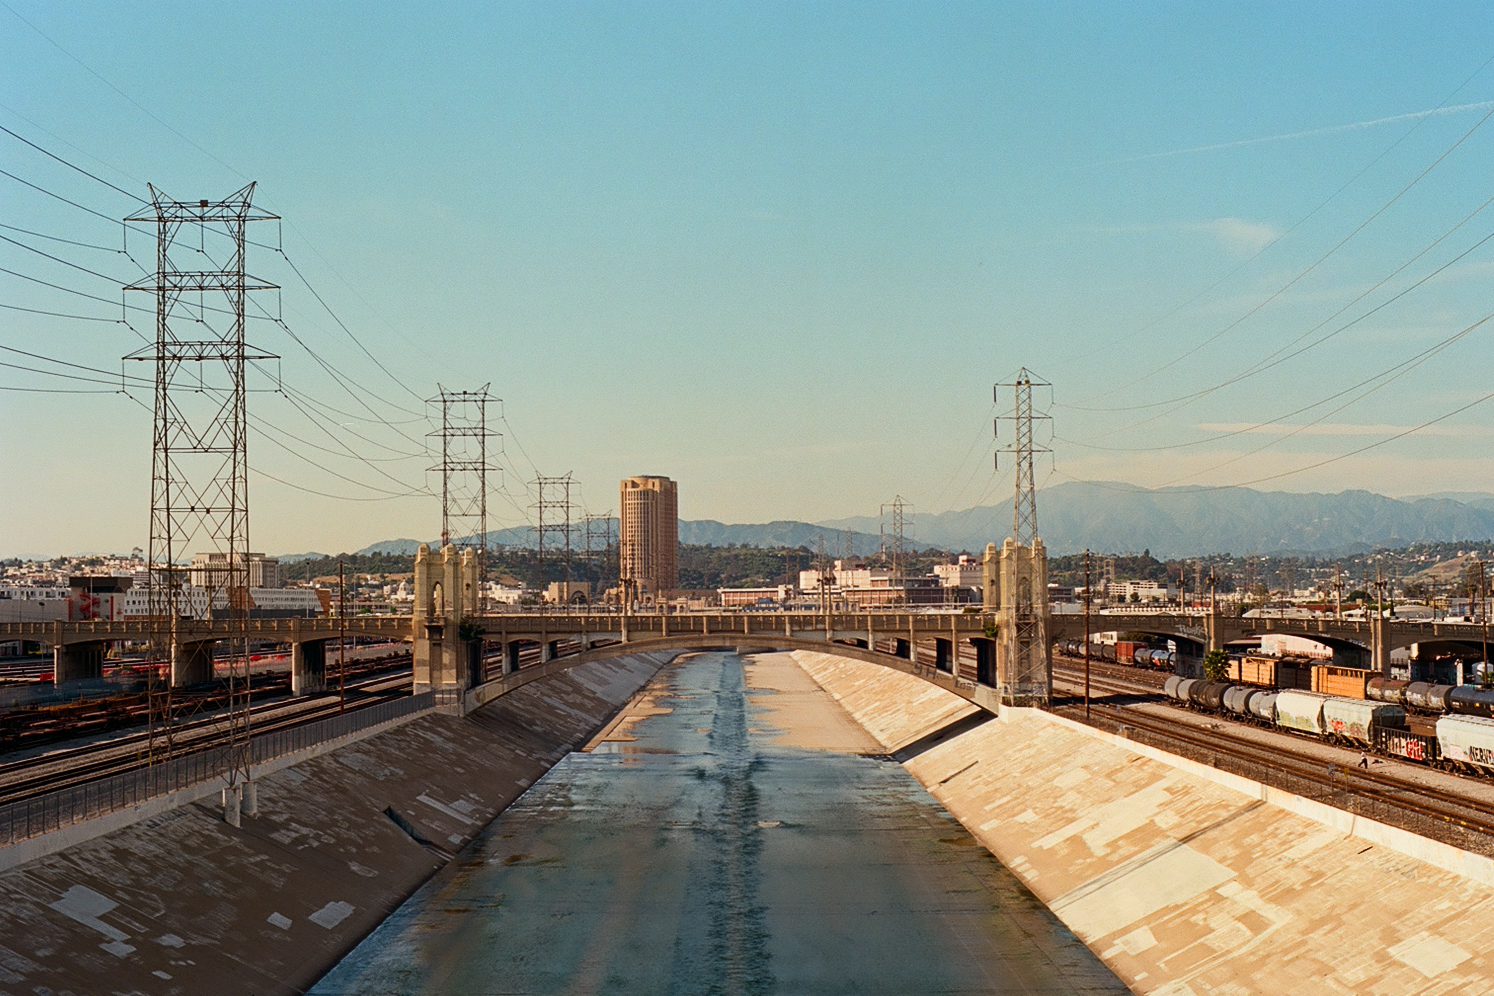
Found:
1104,100 -> 1494,164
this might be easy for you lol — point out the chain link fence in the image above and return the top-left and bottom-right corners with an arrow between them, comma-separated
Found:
0,691 -> 435,847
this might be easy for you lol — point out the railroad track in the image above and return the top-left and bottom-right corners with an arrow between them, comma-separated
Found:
1069,700 -> 1494,841
0,672 -> 413,806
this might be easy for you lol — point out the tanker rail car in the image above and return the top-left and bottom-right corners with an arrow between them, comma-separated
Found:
1056,639 -> 1177,671
1156,676 -> 1494,773
1366,677 -> 1494,719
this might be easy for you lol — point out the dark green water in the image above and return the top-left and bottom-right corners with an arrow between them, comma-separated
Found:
308,652 -> 1129,995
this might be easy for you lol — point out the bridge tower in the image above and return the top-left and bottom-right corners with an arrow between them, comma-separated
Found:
993,369 -> 1052,706
412,543 -> 480,696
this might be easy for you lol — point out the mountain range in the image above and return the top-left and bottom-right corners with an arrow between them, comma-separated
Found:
277,483 -> 1494,562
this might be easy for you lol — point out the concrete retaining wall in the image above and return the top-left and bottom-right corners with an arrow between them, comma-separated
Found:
793,650 -> 1494,996
0,651 -> 673,996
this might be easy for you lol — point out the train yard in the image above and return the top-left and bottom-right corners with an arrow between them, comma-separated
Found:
0,634 -> 589,813
1052,652 -> 1494,856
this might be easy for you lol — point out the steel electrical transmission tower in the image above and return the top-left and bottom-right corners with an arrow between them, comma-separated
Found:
124,184 -> 278,786
994,368 -> 1053,705
880,496 -> 910,587
534,474 -> 575,590
429,387 -> 498,603
583,511 -> 616,597
996,368 -> 1051,546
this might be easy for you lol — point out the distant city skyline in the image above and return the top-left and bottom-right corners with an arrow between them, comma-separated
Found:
6,4 -> 1494,556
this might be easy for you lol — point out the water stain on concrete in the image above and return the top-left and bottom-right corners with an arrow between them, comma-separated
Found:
310,652 -> 1131,995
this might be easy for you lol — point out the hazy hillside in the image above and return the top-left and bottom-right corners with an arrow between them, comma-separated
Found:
291,484 -> 1494,562
816,482 -> 1494,559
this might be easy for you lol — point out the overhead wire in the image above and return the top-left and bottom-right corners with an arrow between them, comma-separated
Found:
1064,101 -> 1494,425
1082,50 -> 1494,387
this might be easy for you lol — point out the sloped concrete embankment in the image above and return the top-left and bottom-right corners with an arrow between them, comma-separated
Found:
0,651 -> 673,996
791,650 -> 1494,996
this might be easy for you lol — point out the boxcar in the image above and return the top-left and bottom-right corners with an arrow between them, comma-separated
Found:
1275,690 -> 1332,735
1313,665 -> 1369,699
1322,697 -> 1405,743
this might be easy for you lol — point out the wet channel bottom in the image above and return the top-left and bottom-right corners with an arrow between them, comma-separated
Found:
309,652 -> 1131,995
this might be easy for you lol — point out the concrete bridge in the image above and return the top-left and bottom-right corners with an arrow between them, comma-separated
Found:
1051,608 -> 1492,669
0,605 -> 1001,706
7,539 -> 1485,709
6,602 -> 1484,702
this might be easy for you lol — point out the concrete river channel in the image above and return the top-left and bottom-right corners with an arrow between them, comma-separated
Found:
309,651 -> 1130,995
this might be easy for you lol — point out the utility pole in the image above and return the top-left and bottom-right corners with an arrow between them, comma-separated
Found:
428,386 -> 497,609
339,559 -> 347,715
1481,560 -> 1489,683
124,184 -> 277,795
1334,564 -> 1344,620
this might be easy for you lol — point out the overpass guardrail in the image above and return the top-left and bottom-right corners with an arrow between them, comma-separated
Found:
0,691 -> 437,848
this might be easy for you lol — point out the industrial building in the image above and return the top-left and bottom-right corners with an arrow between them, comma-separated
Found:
619,475 -> 678,600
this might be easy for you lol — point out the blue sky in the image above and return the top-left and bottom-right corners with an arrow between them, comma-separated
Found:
5,2 -> 1494,556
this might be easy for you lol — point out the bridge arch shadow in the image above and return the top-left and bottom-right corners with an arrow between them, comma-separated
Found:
466,634 -> 1002,714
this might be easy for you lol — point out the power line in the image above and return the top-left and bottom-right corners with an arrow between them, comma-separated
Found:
1070,102 -> 1494,414
0,122 -> 144,202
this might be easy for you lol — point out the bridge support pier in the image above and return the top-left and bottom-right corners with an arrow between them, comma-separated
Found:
993,537 -> 1051,705
53,640 -> 106,685
412,542 -> 480,700
292,639 -> 327,696
173,640 -> 216,686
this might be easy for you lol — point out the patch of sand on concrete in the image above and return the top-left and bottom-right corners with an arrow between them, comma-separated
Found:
743,651 -> 883,752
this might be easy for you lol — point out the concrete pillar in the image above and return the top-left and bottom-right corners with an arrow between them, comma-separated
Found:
222,784 -> 242,828
291,639 -> 327,696
53,641 -> 105,685
1205,609 -> 1223,654
995,536 -> 1050,706
1374,618 -> 1392,676
982,541 -> 1000,610
242,781 -> 258,818
541,640 -> 554,664
412,543 -> 434,693
172,640 -> 216,686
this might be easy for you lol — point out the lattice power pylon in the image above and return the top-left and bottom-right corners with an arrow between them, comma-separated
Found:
534,474 -> 575,587
583,511 -> 617,598
880,496 -> 910,587
994,368 -> 1053,705
428,386 -> 498,605
996,368 -> 1051,546
124,184 -> 278,785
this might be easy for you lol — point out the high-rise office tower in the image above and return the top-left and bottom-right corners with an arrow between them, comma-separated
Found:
619,475 -> 678,598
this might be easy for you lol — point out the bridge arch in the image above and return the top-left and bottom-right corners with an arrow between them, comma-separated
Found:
465,635 -> 1003,714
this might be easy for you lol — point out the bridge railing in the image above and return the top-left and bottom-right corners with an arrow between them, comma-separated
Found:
0,691 -> 436,848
